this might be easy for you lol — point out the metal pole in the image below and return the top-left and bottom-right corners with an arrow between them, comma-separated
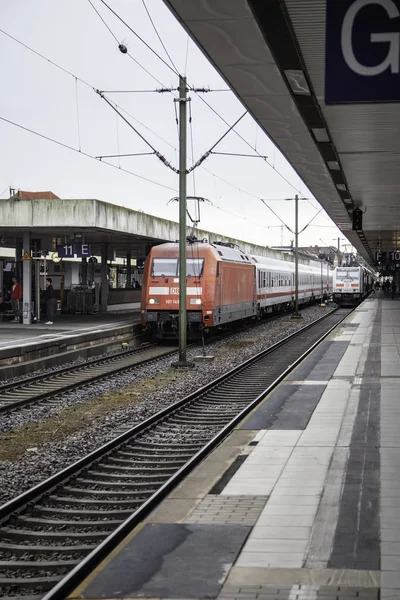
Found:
178,75 -> 188,365
327,261 -> 329,298
337,237 -> 341,267
43,255 -> 47,295
35,259 -> 41,322
295,194 -> 298,313
22,231 -> 31,325
291,194 -> 302,320
320,260 -> 323,305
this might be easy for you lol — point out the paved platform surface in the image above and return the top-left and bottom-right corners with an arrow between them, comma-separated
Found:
0,311 -> 140,352
71,297 -> 398,600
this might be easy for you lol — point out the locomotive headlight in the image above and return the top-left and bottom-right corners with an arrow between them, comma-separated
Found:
148,298 -> 160,305
190,298 -> 202,305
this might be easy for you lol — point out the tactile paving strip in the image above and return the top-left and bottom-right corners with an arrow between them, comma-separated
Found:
218,584 -> 379,599
185,495 -> 268,526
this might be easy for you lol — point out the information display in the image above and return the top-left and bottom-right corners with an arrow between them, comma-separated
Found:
57,244 -> 91,258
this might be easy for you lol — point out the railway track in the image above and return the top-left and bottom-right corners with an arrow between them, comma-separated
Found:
0,343 -> 179,414
0,307 -> 352,600
0,307 -> 321,416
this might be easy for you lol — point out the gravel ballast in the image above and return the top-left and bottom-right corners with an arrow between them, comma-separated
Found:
0,304 -> 337,504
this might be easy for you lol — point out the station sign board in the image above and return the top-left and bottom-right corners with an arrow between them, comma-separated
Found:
57,244 -> 91,259
375,250 -> 400,264
325,0 -> 400,104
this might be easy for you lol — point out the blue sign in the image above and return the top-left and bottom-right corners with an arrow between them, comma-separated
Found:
57,244 -> 91,258
326,0 -> 400,103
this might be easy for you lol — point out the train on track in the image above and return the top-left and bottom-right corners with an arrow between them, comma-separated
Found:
332,265 -> 373,306
141,241 -> 333,339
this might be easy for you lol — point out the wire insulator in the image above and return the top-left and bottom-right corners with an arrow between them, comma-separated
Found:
119,44 -> 128,54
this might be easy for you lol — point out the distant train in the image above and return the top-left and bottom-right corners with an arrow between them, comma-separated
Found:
332,265 -> 373,306
141,241 -> 333,339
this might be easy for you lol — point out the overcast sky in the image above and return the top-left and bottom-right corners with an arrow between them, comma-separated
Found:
0,0 -> 350,252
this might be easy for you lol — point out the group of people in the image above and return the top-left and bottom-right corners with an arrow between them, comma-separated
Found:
3,277 -> 57,324
373,279 -> 396,299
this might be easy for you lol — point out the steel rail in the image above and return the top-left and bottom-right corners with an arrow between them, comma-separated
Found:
0,343 -> 176,414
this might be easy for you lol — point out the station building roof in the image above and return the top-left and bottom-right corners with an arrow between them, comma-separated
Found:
163,0 -> 399,265
0,194 -> 304,263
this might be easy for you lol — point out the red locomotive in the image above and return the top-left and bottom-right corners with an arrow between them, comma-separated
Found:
141,241 -> 331,339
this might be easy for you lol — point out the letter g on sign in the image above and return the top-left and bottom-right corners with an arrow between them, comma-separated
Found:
341,0 -> 400,75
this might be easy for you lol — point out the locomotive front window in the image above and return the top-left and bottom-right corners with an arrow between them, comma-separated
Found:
336,269 -> 358,282
182,258 -> 204,277
152,258 -> 204,277
152,258 -> 178,277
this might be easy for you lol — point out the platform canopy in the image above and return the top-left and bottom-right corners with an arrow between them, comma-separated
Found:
0,196 -> 294,261
164,0 -> 400,266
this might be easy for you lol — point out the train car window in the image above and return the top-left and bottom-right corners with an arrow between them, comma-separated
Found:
152,258 -> 178,277
185,258 -> 205,277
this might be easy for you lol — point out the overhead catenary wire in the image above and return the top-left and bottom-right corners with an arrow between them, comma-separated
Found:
184,35 -> 190,75
75,78 -> 82,152
80,1 -> 311,196
99,88 -> 230,94
91,0 -> 306,201
188,101 -> 196,196
125,51 -> 175,92
193,92 -> 303,194
0,28 -> 94,90
0,115 -> 177,192
97,89 -> 170,93
299,207 -> 323,234
87,0 -> 119,43
261,198 -> 293,232
0,25 -> 166,165
0,25 -> 332,235
0,27 -> 181,172
210,151 -> 268,159
187,111 -> 247,173
141,0 -> 178,73
0,25 -> 304,208
99,0 -> 178,76
211,204 -> 283,234
97,91 -> 177,172
84,2 -> 179,94
115,102 -> 121,168
112,101 -> 290,210
0,185 -> 10,198
113,100 -> 268,202
100,88 -> 250,177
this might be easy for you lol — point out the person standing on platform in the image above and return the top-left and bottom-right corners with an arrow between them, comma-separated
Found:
10,277 -> 22,322
44,278 -> 56,325
391,279 -> 397,300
